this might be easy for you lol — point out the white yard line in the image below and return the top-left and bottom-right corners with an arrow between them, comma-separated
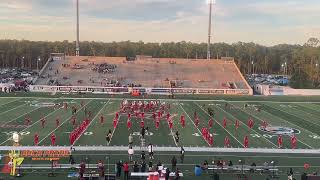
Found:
0,98 -> 22,107
1,99 -> 59,126
38,100 -> 92,144
178,103 -> 211,146
230,103 -> 314,149
265,103 -> 320,129
213,103 -> 278,148
0,100 -> 34,115
195,103 -> 245,147
2,106 -> 45,126
0,106 -> 63,145
107,115 -> 121,146
72,99 -> 110,145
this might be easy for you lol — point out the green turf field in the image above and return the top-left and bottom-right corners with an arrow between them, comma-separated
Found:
1,95 -> 320,179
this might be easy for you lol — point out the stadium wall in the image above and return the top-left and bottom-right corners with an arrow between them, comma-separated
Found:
254,84 -> 320,96
28,85 -> 253,95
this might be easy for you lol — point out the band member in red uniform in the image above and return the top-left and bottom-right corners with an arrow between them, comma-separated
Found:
223,118 -> 227,128
208,118 -> 213,128
115,112 -> 119,120
166,113 -> 170,120
100,115 -> 104,124
180,115 -> 185,128
169,120 -> 173,129
261,120 -> 268,129
128,113 -> 131,119
152,112 -> 156,120
141,112 -> 145,120
34,133 -> 39,145
155,119 -> 160,129
277,135 -> 283,148
244,136 -> 249,148
127,119 -> 132,130
195,117 -> 199,127
71,116 -> 76,126
113,118 -> 117,128
25,116 -> 31,126
56,118 -> 60,128
140,120 -> 145,128
41,117 -> 46,128
64,102 -> 68,110
224,136 -> 231,147
209,134 -> 213,146
291,135 -> 297,149
157,111 -> 161,119
235,119 -> 240,130
248,118 -> 254,129
51,133 -> 56,146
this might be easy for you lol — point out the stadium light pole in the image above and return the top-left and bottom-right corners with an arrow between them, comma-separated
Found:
207,0 -> 216,60
21,56 -> 25,69
75,0 -> 80,56
37,57 -> 41,74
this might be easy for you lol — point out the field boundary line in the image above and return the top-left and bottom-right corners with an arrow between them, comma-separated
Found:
38,100 -> 92,144
195,102 -> 245,147
2,146 -> 320,154
178,103 -> 211,146
73,99 -> 110,145
230,102 -> 314,149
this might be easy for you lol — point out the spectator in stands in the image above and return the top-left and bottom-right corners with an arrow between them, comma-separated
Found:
202,160 -> 208,170
141,151 -> 146,161
148,143 -> 154,159
228,160 -> 233,167
148,161 -> 153,172
250,162 -> 256,173
180,146 -> 185,163
116,160 -> 123,177
79,161 -> 86,179
123,162 -> 129,180
175,168 -> 181,180
165,168 -> 170,180
156,161 -> 163,175
97,160 -> 104,177
133,161 -> 139,172
141,161 -> 146,172
171,156 -> 177,171
128,145 -> 134,162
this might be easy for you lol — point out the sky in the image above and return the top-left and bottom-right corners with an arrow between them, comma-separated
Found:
0,0 -> 319,46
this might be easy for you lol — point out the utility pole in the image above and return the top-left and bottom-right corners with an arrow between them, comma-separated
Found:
207,0 -> 215,60
75,0 -> 80,56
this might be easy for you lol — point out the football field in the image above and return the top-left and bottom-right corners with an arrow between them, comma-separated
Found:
1,94 -> 320,179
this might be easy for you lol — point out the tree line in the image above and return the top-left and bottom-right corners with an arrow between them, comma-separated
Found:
0,38 -> 319,88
